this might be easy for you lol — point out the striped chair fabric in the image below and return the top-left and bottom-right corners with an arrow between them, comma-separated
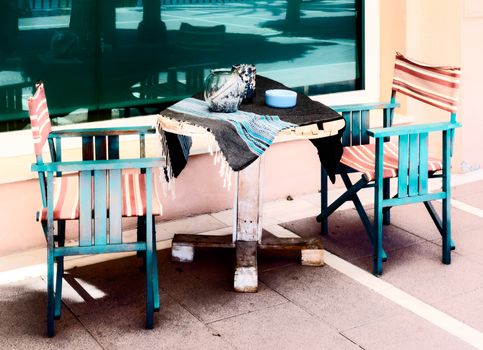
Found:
40,172 -> 163,221
340,142 -> 443,182
392,52 -> 460,113
28,83 -> 52,156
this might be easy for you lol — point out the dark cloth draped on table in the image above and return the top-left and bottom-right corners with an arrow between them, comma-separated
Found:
158,75 -> 344,182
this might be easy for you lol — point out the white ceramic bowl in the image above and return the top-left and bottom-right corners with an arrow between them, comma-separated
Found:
265,89 -> 297,108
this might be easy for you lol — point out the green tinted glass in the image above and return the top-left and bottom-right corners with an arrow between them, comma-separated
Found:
0,0 -> 362,131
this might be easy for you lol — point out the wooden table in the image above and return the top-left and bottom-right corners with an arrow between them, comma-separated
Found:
158,115 -> 345,292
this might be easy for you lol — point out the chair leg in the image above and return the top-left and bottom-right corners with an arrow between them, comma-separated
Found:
54,220 -> 65,320
373,184 -> 384,276
320,166 -> 329,235
383,178 -> 391,225
47,232 -> 55,337
152,218 -> 160,312
137,216 -> 147,269
145,215 -> 154,329
442,196 -> 451,264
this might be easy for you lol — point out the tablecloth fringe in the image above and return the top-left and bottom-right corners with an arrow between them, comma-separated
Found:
156,120 -> 234,201
209,139 -> 233,191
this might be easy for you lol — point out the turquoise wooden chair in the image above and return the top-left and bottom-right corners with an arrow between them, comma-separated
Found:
28,83 -> 164,336
318,53 -> 461,276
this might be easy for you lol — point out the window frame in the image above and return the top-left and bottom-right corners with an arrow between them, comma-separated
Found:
313,0 -> 380,106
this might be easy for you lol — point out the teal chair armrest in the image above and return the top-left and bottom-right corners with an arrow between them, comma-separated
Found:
32,157 -> 165,173
366,122 -> 461,139
331,102 -> 400,113
48,125 -> 155,139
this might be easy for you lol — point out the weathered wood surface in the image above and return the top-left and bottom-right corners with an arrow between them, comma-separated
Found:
236,159 -> 261,242
259,235 -> 323,250
260,229 -> 324,266
157,115 -> 344,141
172,233 -> 234,249
234,241 -> 258,293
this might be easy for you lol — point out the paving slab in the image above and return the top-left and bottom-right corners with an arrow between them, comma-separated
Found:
355,246 -> 483,306
450,228 -> 483,266
281,211 -> 425,264
438,287 -> 483,334
78,294 -> 233,350
350,240 -> 443,275
259,263 -> 402,332
453,180 -> 483,204
210,302 -> 359,350
454,192 -> 483,211
157,249 -> 288,323
0,276 -> 45,299
341,311 -> 474,350
60,254 -> 158,318
389,203 -> 483,241
376,203 -> 442,242
0,282 -> 100,349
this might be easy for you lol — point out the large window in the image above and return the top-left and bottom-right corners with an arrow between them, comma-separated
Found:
0,0 -> 363,132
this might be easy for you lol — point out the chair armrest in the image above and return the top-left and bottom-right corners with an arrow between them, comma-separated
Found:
32,157 -> 165,173
48,125 -> 156,138
330,102 -> 400,113
366,122 -> 461,138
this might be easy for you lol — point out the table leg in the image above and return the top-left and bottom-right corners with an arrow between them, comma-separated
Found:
234,158 -> 262,292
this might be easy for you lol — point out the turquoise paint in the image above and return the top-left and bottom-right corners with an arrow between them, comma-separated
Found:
33,125 -> 163,335
319,100 -> 460,276
408,133 -> 419,196
109,169 -> 122,244
419,133 -> 429,195
397,134 -> 409,198
94,170 -> 108,246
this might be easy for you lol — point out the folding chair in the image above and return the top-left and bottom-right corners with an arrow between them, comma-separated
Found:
318,52 -> 461,275
29,83 -> 164,336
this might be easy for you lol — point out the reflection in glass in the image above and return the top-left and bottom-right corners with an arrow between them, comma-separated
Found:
0,0 -> 361,132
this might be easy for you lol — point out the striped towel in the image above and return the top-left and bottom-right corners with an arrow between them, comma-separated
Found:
168,98 -> 296,156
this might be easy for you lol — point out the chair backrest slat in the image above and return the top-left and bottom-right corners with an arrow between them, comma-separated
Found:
408,134 -> 420,196
351,111 -> 361,146
341,111 -> 351,146
108,135 -> 120,159
79,171 -> 93,246
338,106 -> 393,147
418,133 -> 429,195
82,136 -> 94,160
109,169 -> 123,244
397,134 -> 409,198
95,136 -> 107,160
94,170 -> 108,245
392,52 -> 460,113
28,83 -> 52,157
361,110 -> 370,145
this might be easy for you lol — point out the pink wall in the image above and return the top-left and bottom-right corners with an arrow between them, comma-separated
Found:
402,0 -> 483,171
0,140 -> 327,256
460,10 -> 483,172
